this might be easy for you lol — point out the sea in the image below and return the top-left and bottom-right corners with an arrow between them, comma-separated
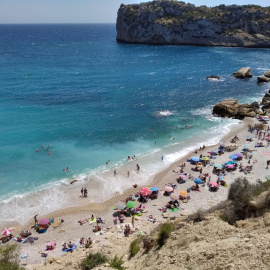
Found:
0,23 -> 269,226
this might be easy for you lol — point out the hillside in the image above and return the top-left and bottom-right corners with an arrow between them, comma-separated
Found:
116,1 -> 270,47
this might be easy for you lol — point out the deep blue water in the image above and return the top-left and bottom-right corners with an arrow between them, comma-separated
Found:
0,24 -> 269,224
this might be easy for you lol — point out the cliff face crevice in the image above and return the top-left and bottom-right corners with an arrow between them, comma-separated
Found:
116,1 -> 270,47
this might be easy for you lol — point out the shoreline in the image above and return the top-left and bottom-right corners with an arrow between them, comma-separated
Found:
13,117 -> 252,231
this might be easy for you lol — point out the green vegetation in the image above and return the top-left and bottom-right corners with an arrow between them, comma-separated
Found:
157,222 -> 175,247
186,209 -> 206,223
0,245 -> 24,270
80,253 -> 107,270
222,177 -> 270,225
108,255 -> 127,270
129,237 -> 141,257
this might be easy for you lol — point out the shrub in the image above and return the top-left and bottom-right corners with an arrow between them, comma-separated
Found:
108,255 -> 127,270
0,245 -> 23,270
129,237 -> 141,257
80,253 -> 107,270
157,223 -> 175,247
143,237 -> 155,253
186,209 -> 205,223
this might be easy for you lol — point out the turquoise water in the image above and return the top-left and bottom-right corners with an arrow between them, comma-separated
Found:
0,24 -> 269,225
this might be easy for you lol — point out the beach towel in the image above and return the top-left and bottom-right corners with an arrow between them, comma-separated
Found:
132,213 -> 143,217
23,237 -> 38,244
89,218 -> 96,224
169,208 -> 179,212
52,219 -> 62,228
62,243 -> 77,252
262,152 -> 270,155
162,213 -> 169,218
117,223 -> 133,230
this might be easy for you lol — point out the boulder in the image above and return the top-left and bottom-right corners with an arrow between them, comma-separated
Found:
206,75 -> 220,80
233,67 -> 252,79
258,75 -> 270,83
264,71 -> 270,78
213,99 -> 256,119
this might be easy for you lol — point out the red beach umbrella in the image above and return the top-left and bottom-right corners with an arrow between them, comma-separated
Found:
140,188 -> 151,196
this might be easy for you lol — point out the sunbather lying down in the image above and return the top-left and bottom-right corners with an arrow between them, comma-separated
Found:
78,218 -> 89,225
148,215 -> 157,223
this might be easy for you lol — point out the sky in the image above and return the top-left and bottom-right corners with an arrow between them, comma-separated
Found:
0,0 -> 269,24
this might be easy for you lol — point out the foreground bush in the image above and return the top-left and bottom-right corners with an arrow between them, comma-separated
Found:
223,177 -> 270,224
129,237 -> 141,257
157,223 -> 175,247
186,209 -> 205,223
80,253 -> 107,270
0,245 -> 24,270
108,255 -> 127,270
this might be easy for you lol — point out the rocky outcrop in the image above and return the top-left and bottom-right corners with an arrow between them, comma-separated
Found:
116,1 -> 270,47
258,75 -> 270,83
233,67 -> 252,79
265,71 -> 270,77
213,99 -> 257,119
261,89 -> 270,114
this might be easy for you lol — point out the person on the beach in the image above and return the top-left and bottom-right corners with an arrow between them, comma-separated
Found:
79,237 -> 85,245
84,188 -> 88,197
62,243 -> 67,249
34,214 -> 39,226
161,156 -> 163,161
68,241 -> 73,249
136,164 -> 140,172
81,188 -> 83,197
114,170 -> 117,176
127,171 -> 130,177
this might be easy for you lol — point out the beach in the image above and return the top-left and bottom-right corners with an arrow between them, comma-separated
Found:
5,115 -> 270,268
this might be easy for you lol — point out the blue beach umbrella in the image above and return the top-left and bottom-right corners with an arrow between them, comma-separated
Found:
214,164 -> 222,169
218,176 -> 223,180
190,156 -> 200,162
150,187 -> 159,192
229,155 -> 238,160
194,178 -> 204,184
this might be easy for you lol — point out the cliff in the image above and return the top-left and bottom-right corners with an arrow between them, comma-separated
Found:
116,1 -> 270,47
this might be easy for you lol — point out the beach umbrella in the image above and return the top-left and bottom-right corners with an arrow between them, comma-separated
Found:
265,175 -> 270,181
39,218 -> 50,225
211,150 -> 218,154
202,157 -> 210,161
1,228 -> 13,236
140,187 -> 151,196
226,164 -> 234,169
229,155 -> 238,160
220,141 -> 225,148
247,136 -> 252,139
165,186 -> 173,192
196,164 -> 203,168
179,174 -> 186,179
190,156 -> 200,162
210,181 -> 219,187
194,178 -> 203,184
214,164 -> 222,169
234,153 -> 243,157
218,176 -> 223,180
150,187 -> 159,192
179,190 -> 187,196
116,203 -> 126,210
126,201 -> 135,209
170,193 -> 179,201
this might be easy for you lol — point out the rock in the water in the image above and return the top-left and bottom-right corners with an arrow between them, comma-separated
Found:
258,75 -> 270,83
206,75 -> 220,80
213,99 -> 256,119
233,67 -> 252,79
264,71 -> 270,78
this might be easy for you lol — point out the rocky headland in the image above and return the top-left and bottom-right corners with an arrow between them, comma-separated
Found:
116,1 -> 270,47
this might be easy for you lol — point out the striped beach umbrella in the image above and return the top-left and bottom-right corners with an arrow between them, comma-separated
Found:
1,228 -> 13,236
170,193 -> 179,201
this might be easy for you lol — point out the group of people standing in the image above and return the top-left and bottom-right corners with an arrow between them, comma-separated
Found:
80,188 -> 88,197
